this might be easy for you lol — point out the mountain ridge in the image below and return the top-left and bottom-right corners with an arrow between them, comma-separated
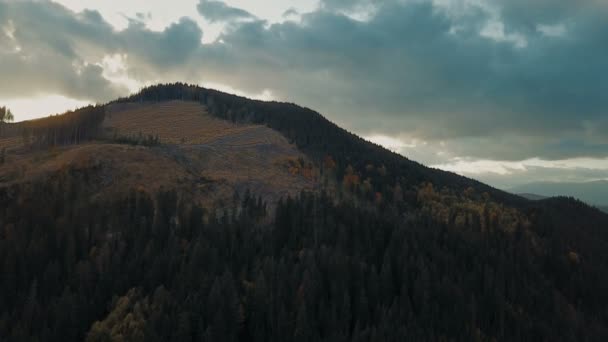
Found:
112,83 -> 529,206
510,180 -> 608,208
3,83 -> 605,218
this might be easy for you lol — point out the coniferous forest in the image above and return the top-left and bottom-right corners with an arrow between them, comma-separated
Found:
1,84 -> 607,341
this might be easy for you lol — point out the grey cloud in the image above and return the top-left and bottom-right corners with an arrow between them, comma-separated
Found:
119,17 -> 203,79
0,1 -> 205,101
195,0 -> 608,160
0,1 -> 124,101
497,0 -> 589,31
197,0 -> 255,23
282,8 -> 299,18
0,51 -> 124,102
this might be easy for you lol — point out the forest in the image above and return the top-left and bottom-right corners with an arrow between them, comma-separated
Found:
0,165 -> 607,341
21,106 -> 106,148
1,84 -> 607,341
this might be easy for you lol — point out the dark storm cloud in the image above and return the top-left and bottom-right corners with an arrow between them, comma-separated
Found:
196,0 -> 608,160
197,0 -> 255,23
1,0 -> 607,161
119,17 -> 203,79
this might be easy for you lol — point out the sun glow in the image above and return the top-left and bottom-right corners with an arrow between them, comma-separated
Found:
1,95 -> 92,122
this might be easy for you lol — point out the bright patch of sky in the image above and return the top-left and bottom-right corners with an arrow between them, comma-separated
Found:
432,157 -> 608,188
99,54 -> 142,93
367,134 -> 608,189
0,95 -> 91,121
365,134 -> 418,150
200,82 -> 275,101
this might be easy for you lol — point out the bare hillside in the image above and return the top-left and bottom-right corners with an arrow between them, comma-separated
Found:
104,100 -> 279,145
0,101 -> 317,208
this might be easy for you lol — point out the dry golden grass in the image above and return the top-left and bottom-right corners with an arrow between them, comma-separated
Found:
104,101 -> 262,145
0,144 -> 193,200
104,101 -> 317,204
0,101 -> 318,208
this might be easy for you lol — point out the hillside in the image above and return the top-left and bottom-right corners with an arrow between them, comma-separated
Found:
0,100 -> 316,209
1,84 -> 607,341
510,180 -> 608,208
517,193 -> 549,201
518,192 -> 608,213
119,85 -> 533,205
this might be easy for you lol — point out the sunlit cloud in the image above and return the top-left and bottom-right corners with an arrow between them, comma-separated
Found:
365,134 -> 418,151
432,158 -> 527,175
99,54 -> 142,93
201,82 -> 275,101
480,19 -> 527,48
432,157 -> 608,188
537,23 -> 566,37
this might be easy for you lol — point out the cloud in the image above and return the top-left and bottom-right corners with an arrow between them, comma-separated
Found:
282,8 -> 299,18
433,157 -> 608,189
0,1 -> 124,101
197,0 -> 255,23
0,1 -> 206,101
118,17 -> 203,79
496,0 -> 585,31
195,0 -> 608,160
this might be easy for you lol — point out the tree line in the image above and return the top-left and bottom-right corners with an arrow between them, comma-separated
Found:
19,106 -> 105,148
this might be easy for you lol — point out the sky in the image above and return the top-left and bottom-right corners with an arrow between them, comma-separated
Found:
1,0 -> 607,189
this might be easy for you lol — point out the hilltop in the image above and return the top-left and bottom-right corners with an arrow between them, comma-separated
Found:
0,83 -> 607,341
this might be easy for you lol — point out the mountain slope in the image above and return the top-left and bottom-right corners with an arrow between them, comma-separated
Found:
115,83 -> 527,206
518,193 -> 549,201
510,180 -> 608,208
0,100 -> 316,208
0,83 -> 607,341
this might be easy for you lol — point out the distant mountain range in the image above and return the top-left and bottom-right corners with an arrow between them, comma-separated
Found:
512,180 -> 608,212
517,193 -> 549,201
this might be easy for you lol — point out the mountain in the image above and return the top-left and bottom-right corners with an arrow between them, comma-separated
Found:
1,83 -> 607,341
510,180 -> 608,208
519,192 -> 608,214
517,192 -> 549,201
